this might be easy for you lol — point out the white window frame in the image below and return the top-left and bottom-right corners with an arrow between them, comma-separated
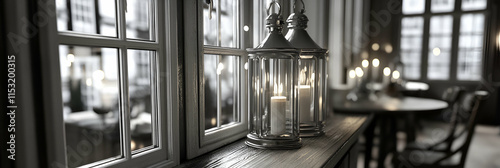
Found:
184,0 -> 254,159
40,0 -> 179,167
398,0 -> 489,82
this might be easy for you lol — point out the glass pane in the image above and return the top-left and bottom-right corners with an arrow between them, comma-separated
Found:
220,0 -> 238,47
458,14 -> 484,80
56,0 -> 117,37
59,45 -> 120,167
126,0 -> 155,41
400,17 -> 424,79
403,0 -> 426,14
428,15 -> 453,80
462,0 -> 487,11
220,56 -> 239,125
204,55 -> 240,130
204,54 -> 218,130
127,49 -> 154,151
431,0 -> 455,13
401,52 -> 422,79
203,0 -> 218,46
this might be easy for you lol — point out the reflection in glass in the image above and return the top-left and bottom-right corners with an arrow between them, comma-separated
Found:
203,0 -> 239,47
431,0 -> 455,13
458,14 -> 484,80
403,0 -> 426,14
204,55 -> 240,130
428,15 -> 453,80
56,0 -> 117,36
126,0 -> 155,41
400,17 -> 424,79
127,50 -> 154,151
462,0 -> 487,11
59,45 -> 120,167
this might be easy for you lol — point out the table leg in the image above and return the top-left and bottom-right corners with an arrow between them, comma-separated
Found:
377,116 -> 398,168
405,114 -> 416,143
364,116 -> 377,168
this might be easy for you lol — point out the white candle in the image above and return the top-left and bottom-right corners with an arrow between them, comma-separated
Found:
270,96 -> 286,135
383,67 -> 391,85
299,85 -> 313,123
372,58 -> 380,82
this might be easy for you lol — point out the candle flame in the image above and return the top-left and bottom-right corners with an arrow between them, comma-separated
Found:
383,67 -> 391,76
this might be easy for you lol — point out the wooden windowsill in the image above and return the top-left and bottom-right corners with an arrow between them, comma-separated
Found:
177,113 -> 372,168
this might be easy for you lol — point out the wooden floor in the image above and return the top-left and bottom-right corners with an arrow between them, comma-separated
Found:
357,121 -> 500,168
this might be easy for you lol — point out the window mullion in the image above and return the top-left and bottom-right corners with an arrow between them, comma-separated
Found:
117,0 -> 132,160
217,55 -> 222,127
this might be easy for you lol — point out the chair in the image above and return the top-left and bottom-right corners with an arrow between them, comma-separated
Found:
404,86 -> 465,144
394,90 -> 489,168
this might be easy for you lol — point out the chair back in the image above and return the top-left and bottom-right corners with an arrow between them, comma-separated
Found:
457,91 -> 489,166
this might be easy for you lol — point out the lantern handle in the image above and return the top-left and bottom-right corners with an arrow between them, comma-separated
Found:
266,1 -> 281,16
293,0 -> 305,14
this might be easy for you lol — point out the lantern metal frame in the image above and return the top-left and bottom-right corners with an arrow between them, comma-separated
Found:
285,0 -> 328,137
245,1 -> 302,149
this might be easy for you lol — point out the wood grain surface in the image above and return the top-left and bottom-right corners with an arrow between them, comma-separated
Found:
177,113 -> 371,168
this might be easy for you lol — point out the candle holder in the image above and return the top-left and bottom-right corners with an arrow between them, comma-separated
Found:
285,1 -> 328,137
246,1 -> 302,149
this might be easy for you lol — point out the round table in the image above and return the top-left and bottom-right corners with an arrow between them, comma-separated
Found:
333,95 -> 448,168
334,96 -> 448,113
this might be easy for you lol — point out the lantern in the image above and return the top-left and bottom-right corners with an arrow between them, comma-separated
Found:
285,1 -> 328,137
245,1 -> 302,149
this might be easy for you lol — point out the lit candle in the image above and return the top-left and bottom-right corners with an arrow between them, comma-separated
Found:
355,67 -> 364,86
372,58 -> 380,82
383,67 -> 391,85
362,59 -> 369,80
299,85 -> 312,123
271,83 -> 286,135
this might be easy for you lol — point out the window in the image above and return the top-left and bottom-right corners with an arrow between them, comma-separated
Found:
184,0 -> 252,159
399,0 -> 487,81
51,0 -> 178,167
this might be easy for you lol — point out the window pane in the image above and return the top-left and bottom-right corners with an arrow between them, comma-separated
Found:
431,0 -> 455,13
400,17 -> 424,79
127,50 -> 154,151
56,0 -> 117,37
403,0 -> 426,14
462,0 -> 487,11
59,45 -> 120,167
220,0 -> 238,47
203,0 -> 239,48
204,55 -> 240,131
126,0 -> 155,41
428,15 -> 453,80
219,56 -> 238,125
458,13 -> 484,80
204,54 -> 218,129
203,1 -> 218,46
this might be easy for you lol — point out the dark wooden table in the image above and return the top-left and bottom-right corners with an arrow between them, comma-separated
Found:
333,93 -> 448,168
177,114 -> 372,168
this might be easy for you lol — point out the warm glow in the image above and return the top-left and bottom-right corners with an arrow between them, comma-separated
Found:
67,54 -> 75,62
355,67 -> 364,77
372,58 -> 380,67
274,82 -> 283,95
383,67 -> 391,76
384,44 -> 393,53
244,62 -> 248,70
362,59 -> 369,68
349,70 -> 356,79
131,140 -> 136,150
433,47 -> 441,56
93,70 -> 105,81
361,51 -> 369,59
371,43 -> 380,51
497,33 -> 500,48
243,25 -> 250,32
392,70 -> 400,79
86,78 -> 92,86
211,118 -> 217,126
217,62 -> 224,75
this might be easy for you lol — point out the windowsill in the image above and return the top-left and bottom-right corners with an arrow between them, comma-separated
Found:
177,113 -> 372,168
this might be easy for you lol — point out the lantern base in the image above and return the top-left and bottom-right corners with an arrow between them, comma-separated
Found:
299,124 -> 325,137
245,134 -> 302,149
